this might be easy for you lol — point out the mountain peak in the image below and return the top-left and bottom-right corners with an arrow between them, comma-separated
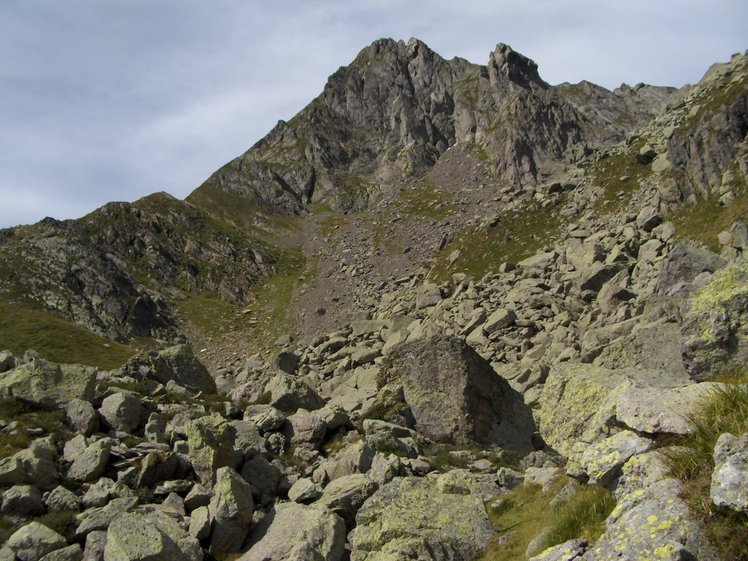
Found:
488,42 -> 547,89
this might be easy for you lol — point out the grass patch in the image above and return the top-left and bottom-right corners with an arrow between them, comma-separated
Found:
0,298 -> 135,370
670,189 -> 748,252
394,180 -> 456,221
665,382 -> 748,561
589,141 -> 652,214
429,197 -> 565,281
0,398 -> 64,458
480,477 -> 615,560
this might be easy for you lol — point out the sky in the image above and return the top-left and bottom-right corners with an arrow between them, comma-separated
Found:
1,1 -> 746,228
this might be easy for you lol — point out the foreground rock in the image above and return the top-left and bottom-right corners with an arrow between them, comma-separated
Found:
378,335 -> 535,450
104,510 -> 203,561
239,502 -> 346,561
710,432 -> 748,513
0,356 -> 96,408
349,470 -> 493,561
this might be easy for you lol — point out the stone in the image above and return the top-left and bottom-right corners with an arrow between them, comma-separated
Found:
66,399 -> 99,436
496,467 -> 525,488
122,344 -> 216,394
67,440 -> 111,483
572,430 -> 652,486
184,413 -> 237,485
319,474 -> 379,528
99,393 -> 144,434
74,497 -> 138,540
82,530 -> 107,561
636,144 -> 657,164
635,205 -> 661,231
208,467 -> 254,555
710,432 -> 748,512
285,409 -> 328,450
350,470 -> 493,561
104,510 -> 203,561
188,505 -> 211,540
45,485 -> 81,512
184,483 -> 211,512
136,451 -> 179,489
1,484 -> 45,516
274,351 -> 300,375
263,374 -> 325,412
379,334 -> 535,450
0,358 -> 96,409
528,539 -> 587,561
288,477 -> 323,503
6,522 -> 67,561
39,544 -> 84,561
82,478 -> 133,508
483,308 -> 516,334
415,282 -> 442,309
245,405 -> 286,433
240,454 -> 281,506
238,502 -> 345,561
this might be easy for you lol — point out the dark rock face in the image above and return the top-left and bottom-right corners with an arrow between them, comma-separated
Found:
379,334 -> 535,451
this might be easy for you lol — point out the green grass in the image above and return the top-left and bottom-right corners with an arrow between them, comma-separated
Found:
0,298 -> 137,370
680,72 -> 748,134
480,477 -> 615,560
394,180 -> 456,221
589,141 -> 652,214
665,381 -> 748,561
0,398 -> 64,458
670,189 -> 748,252
428,197 -> 565,281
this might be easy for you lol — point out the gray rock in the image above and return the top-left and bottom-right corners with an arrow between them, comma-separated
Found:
415,282 -> 442,310
82,530 -> 107,561
528,539 -> 586,561
0,357 -> 96,408
45,485 -> 81,513
6,522 -> 67,561
74,497 -> 139,540
238,502 -> 345,561
67,440 -> 111,483
240,454 -> 281,506
483,308 -> 516,334
208,466 -> 254,555
288,477 -> 323,503
98,393 -> 144,434
285,409 -> 328,450
350,470 -> 493,561
0,441 -> 59,490
710,432 -> 748,512
66,399 -> 99,436
379,334 -> 535,450
263,373 -> 325,412
1,484 -> 45,516
635,205 -> 661,231
637,144 -> 657,164
104,510 -> 203,561
320,474 -> 378,528
184,483 -> 211,512
184,413 -> 237,485
274,351 -> 300,375
122,344 -> 216,394
571,430 -> 652,486
39,545 -> 83,561
188,505 -> 211,540
496,467 -> 525,489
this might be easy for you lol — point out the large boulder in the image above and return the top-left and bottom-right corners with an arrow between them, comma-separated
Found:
377,334 -> 535,450
121,344 -> 216,394
104,510 -> 203,561
99,393 -> 145,434
0,357 -> 96,408
0,440 -> 58,489
239,502 -> 346,561
350,470 -> 494,561
319,474 -> 379,528
6,522 -> 67,561
184,414 -> 237,485
263,374 -> 325,412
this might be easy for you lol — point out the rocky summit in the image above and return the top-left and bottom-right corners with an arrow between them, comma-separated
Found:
0,37 -> 747,561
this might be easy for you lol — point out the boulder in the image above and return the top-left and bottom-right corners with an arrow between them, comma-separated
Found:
319,474 -> 379,528
6,522 -> 67,561
104,510 -> 203,561
67,440 -> 111,483
240,454 -> 282,506
184,414 -> 237,485
710,432 -> 748,512
98,393 -> 144,434
66,399 -> 99,436
0,357 -> 96,408
39,545 -> 83,561
74,497 -> 139,540
528,539 -> 587,561
378,334 -> 535,450
350,470 -> 493,561
570,430 -> 652,486
263,374 -> 325,412
0,441 -> 58,489
1,484 -> 45,516
122,344 -> 216,394
208,467 -> 254,555
238,502 -> 345,561
288,477 -> 323,503
45,485 -> 81,513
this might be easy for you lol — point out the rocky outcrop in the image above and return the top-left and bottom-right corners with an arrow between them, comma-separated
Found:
0,356 -> 96,408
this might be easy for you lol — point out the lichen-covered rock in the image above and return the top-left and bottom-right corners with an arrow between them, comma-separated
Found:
6,522 -> 67,561
0,440 -> 58,490
208,467 -> 254,555
66,398 -> 99,436
0,357 -> 96,408
74,497 -> 139,541
319,474 -> 378,528
67,440 -> 111,483
1,484 -> 45,515
45,485 -> 81,513
350,470 -> 493,561
39,544 -> 83,561
263,373 -> 325,412
379,334 -> 535,450
239,502 -> 345,561
682,260 -> 748,380
710,432 -> 748,512
529,539 -> 586,561
570,430 -> 652,486
583,450 -> 720,561
104,510 -> 203,561
184,414 -> 237,485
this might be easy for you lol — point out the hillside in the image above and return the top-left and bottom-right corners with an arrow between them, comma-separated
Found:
0,39 -> 746,561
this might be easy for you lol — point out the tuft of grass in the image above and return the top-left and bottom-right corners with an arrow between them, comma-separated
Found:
0,298 -> 137,369
670,189 -> 748,252
480,476 -> 614,561
665,382 -> 748,561
589,141 -> 652,215
394,180 -> 456,221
